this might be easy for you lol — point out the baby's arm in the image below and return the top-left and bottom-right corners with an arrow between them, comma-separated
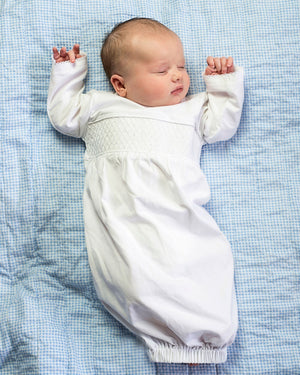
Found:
205,56 -> 235,75
199,62 -> 244,144
47,46 -> 91,138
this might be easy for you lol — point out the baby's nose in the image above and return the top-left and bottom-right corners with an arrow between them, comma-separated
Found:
171,69 -> 182,81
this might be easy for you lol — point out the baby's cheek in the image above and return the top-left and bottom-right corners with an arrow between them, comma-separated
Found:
185,73 -> 191,91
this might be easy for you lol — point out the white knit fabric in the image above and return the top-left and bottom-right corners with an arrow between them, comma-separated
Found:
47,55 -> 244,363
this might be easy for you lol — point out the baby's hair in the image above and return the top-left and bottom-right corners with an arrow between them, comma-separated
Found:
101,18 -> 171,80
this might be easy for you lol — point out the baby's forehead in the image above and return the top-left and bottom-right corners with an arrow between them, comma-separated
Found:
140,34 -> 183,57
125,28 -> 181,53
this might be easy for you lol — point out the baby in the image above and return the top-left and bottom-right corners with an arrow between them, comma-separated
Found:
48,18 -> 244,364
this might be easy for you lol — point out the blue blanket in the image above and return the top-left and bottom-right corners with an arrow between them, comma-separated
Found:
1,0 -> 299,374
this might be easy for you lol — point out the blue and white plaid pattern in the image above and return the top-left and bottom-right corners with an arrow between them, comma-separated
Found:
0,0 -> 299,374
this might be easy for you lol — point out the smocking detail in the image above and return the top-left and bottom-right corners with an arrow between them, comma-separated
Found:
83,116 -> 200,160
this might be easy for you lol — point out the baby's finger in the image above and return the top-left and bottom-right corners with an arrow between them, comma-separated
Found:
207,56 -> 215,68
227,57 -> 234,73
74,44 -> 82,59
221,57 -> 227,73
73,44 -> 80,56
214,58 -> 221,73
204,66 -> 213,75
59,47 -> 67,59
53,47 -> 60,60
205,66 -> 219,75
68,49 -> 76,63
227,56 -> 233,68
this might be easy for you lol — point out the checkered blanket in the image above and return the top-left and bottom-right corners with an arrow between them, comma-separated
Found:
1,0 -> 299,374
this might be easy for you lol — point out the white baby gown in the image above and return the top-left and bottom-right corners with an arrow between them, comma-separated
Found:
48,55 -> 244,363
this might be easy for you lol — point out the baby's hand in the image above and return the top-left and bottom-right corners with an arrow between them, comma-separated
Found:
53,44 -> 82,63
205,56 -> 234,75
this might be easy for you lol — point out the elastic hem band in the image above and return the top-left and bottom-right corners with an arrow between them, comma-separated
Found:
148,344 -> 227,363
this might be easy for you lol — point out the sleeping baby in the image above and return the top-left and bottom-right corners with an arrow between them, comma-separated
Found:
47,17 -> 244,364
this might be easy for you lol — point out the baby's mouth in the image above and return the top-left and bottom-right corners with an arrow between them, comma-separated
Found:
171,86 -> 183,95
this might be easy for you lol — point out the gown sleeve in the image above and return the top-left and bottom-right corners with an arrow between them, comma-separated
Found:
199,66 -> 244,144
47,54 -> 95,138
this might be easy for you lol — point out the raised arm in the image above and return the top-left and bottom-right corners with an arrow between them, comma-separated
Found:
47,45 -> 92,138
199,58 -> 244,144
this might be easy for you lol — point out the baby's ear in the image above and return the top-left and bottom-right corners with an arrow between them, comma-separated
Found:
110,74 -> 127,97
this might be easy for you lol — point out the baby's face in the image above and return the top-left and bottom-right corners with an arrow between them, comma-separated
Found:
120,31 -> 190,107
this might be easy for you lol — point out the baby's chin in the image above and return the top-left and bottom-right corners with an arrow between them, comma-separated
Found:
162,95 -> 187,107
149,95 -> 187,107
130,93 -> 187,107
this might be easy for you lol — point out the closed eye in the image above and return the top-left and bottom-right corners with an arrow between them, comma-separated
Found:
155,70 -> 167,75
